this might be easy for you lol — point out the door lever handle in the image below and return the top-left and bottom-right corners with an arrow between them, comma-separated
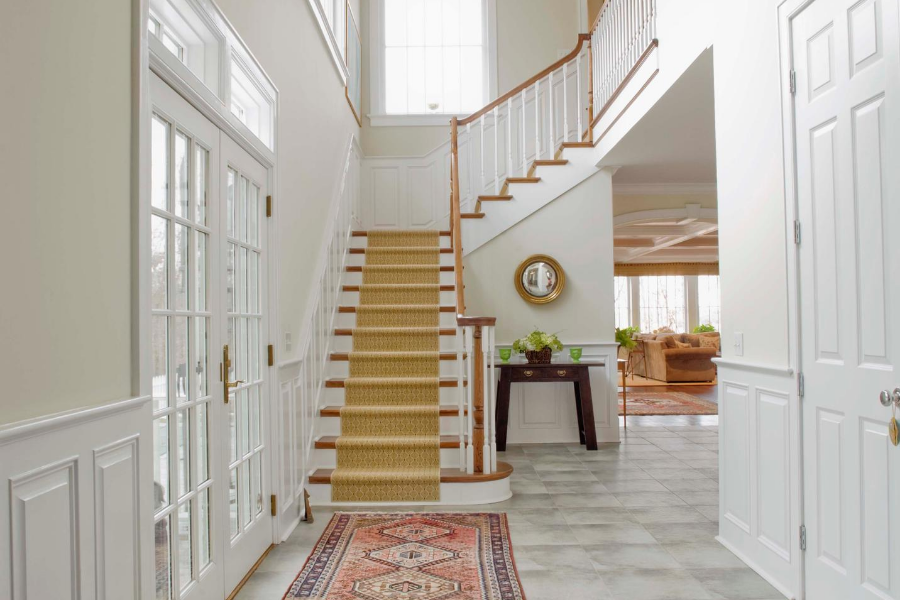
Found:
223,344 -> 244,403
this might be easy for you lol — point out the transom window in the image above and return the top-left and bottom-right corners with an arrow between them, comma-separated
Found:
372,0 -> 496,123
149,12 -> 186,63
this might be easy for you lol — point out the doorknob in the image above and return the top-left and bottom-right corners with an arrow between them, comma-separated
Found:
880,389 -> 900,408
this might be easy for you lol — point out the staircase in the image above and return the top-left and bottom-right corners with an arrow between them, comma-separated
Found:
306,230 -> 512,505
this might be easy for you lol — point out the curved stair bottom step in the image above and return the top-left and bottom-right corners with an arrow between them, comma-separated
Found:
305,462 -> 513,506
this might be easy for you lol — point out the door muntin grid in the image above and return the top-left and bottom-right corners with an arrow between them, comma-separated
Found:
151,110 -> 215,600
224,166 -> 266,543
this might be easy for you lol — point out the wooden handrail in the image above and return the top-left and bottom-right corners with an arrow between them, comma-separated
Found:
459,34 -> 592,126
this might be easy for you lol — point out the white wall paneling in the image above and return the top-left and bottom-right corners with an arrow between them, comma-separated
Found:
714,362 -> 801,600
0,396 -> 153,600
273,135 -> 359,539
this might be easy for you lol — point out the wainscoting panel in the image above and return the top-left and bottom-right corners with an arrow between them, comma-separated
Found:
503,343 -> 619,444
714,361 -> 801,600
0,396 -> 153,600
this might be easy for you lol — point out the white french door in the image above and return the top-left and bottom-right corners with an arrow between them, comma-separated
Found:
218,133 -> 272,595
150,73 -> 272,600
791,0 -> 900,598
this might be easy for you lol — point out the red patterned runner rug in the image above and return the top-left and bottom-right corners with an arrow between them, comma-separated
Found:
283,512 -> 526,600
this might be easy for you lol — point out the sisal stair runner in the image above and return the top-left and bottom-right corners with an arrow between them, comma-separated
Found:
330,230 -> 443,502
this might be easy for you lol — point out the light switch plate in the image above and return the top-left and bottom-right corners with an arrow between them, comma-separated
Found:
734,332 -> 744,357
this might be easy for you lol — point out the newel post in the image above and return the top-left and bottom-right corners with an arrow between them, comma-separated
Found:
472,325 -> 485,473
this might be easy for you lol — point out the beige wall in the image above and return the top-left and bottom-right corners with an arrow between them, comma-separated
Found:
713,0 -> 790,365
464,170 -> 615,344
612,192 -> 717,217
214,0 -> 361,365
361,0 -> 582,157
0,0 -> 134,425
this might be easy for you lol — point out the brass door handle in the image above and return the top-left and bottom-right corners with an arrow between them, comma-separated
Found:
223,344 -> 244,403
523,370 -> 534,377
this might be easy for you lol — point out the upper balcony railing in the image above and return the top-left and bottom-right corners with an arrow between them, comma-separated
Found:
448,0 -> 656,475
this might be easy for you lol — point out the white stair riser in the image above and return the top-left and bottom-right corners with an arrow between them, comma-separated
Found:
313,447 -> 463,469
328,361 -> 463,379
333,335 -> 459,353
317,416 -> 466,437
305,478 -> 512,506
348,253 -> 455,268
350,236 -> 451,249
335,312 -> 459,329
322,386 -> 466,405
340,290 -> 457,306
342,271 -> 456,286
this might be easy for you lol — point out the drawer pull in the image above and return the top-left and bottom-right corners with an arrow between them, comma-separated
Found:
557,370 -> 567,377
523,370 -> 534,378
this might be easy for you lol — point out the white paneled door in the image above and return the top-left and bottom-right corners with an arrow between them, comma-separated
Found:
792,0 -> 900,598
150,73 -> 271,600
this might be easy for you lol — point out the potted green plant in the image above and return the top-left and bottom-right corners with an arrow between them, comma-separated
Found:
615,326 -> 640,360
693,324 -> 717,333
512,330 -> 563,364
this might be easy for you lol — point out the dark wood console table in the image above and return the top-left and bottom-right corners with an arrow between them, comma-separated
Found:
496,360 -> 606,451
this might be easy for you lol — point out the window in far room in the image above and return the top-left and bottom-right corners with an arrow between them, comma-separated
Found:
696,275 -> 721,331
371,0 -> 496,124
614,276 -> 631,329
638,275 -> 687,333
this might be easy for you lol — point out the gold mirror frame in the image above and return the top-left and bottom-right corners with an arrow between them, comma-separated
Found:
514,254 -> 566,304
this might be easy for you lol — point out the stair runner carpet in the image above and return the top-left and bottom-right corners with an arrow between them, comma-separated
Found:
330,230 -> 443,502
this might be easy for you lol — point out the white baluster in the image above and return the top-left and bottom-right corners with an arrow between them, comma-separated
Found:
563,61 -> 569,142
465,326 -> 475,474
465,123 -> 472,203
457,326 -> 466,471
479,114 -> 485,197
548,70 -> 555,156
493,106 -> 499,195
489,326 -> 497,472
534,80 -> 541,161
520,89 -> 527,176
506,98 -> 513,181
481,327 -> 491,474
576,51 -> 583,140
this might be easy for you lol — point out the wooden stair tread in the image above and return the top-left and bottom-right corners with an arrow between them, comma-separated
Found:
461,213 -> 485,219
350,247 -> 452,254
308,462 -> 514,484
560,141 -> 592,148
334,328 -> 456,335
316,435 -> 460,449
342,285 -> 455,291
320,405 -> 467,416
346,266 -> 455,272
353,231 -> 451,236
533,159 -> 569,166
477,195 -> 513,201
326,377 -> 465,388
330,352 -> 460,361
338,305 -> 456,313
506,177 -> 541,184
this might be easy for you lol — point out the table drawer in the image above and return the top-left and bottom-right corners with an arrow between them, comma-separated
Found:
509,367 -> 576,381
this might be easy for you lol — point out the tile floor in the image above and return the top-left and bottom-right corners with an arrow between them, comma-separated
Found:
234,415 -> 785,600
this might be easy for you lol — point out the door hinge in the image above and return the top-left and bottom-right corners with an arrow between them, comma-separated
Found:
789,70 -> 797,95
794,220 -> 801,245
799,524 -> 807,551
798,372 -> 805,398
266,195 -> 273,217
267,344 -> 274,367
270,494 -> 277,516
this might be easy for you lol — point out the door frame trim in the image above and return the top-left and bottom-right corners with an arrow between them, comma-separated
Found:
133,0 -> 282,596
776,0 -> 825,598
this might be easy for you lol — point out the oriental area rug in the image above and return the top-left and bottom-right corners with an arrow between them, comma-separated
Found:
619,391 -> 718,416
283,512 -> 526,600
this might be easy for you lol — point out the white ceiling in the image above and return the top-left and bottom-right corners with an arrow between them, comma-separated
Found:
601,48 -> 717,185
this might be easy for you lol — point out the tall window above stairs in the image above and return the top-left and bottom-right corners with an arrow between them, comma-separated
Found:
370,0 -> 497,125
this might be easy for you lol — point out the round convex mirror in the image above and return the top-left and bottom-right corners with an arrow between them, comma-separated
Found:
514,255 -> 565,304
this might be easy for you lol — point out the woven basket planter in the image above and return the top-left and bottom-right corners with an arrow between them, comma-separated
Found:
524,348 -> 552,364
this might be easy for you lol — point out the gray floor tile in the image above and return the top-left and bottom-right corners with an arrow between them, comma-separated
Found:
503,507 -> 568,525
513,543 -> 597,573
510,480 -> 549,494
614,492 -> 688,507
560,507 -> 638,525
600,568 -> 712,600
642,468 -> 709,480
571,523 -> 658,545
544,481 -> 611,494
664,542 -> 749,569
675,491 -> 719,506
689,568 -> 782,599
661,478 -> 719,492
627,506 -> 711,524
538,470 -> 599,482
602,480 -> 669,493
507,523 -> 580,545
551,492 -> 623,508
695,505 -> 719,522
644,522 -> 721,543
517,570 -> 613,600
585,543 -> 682,571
